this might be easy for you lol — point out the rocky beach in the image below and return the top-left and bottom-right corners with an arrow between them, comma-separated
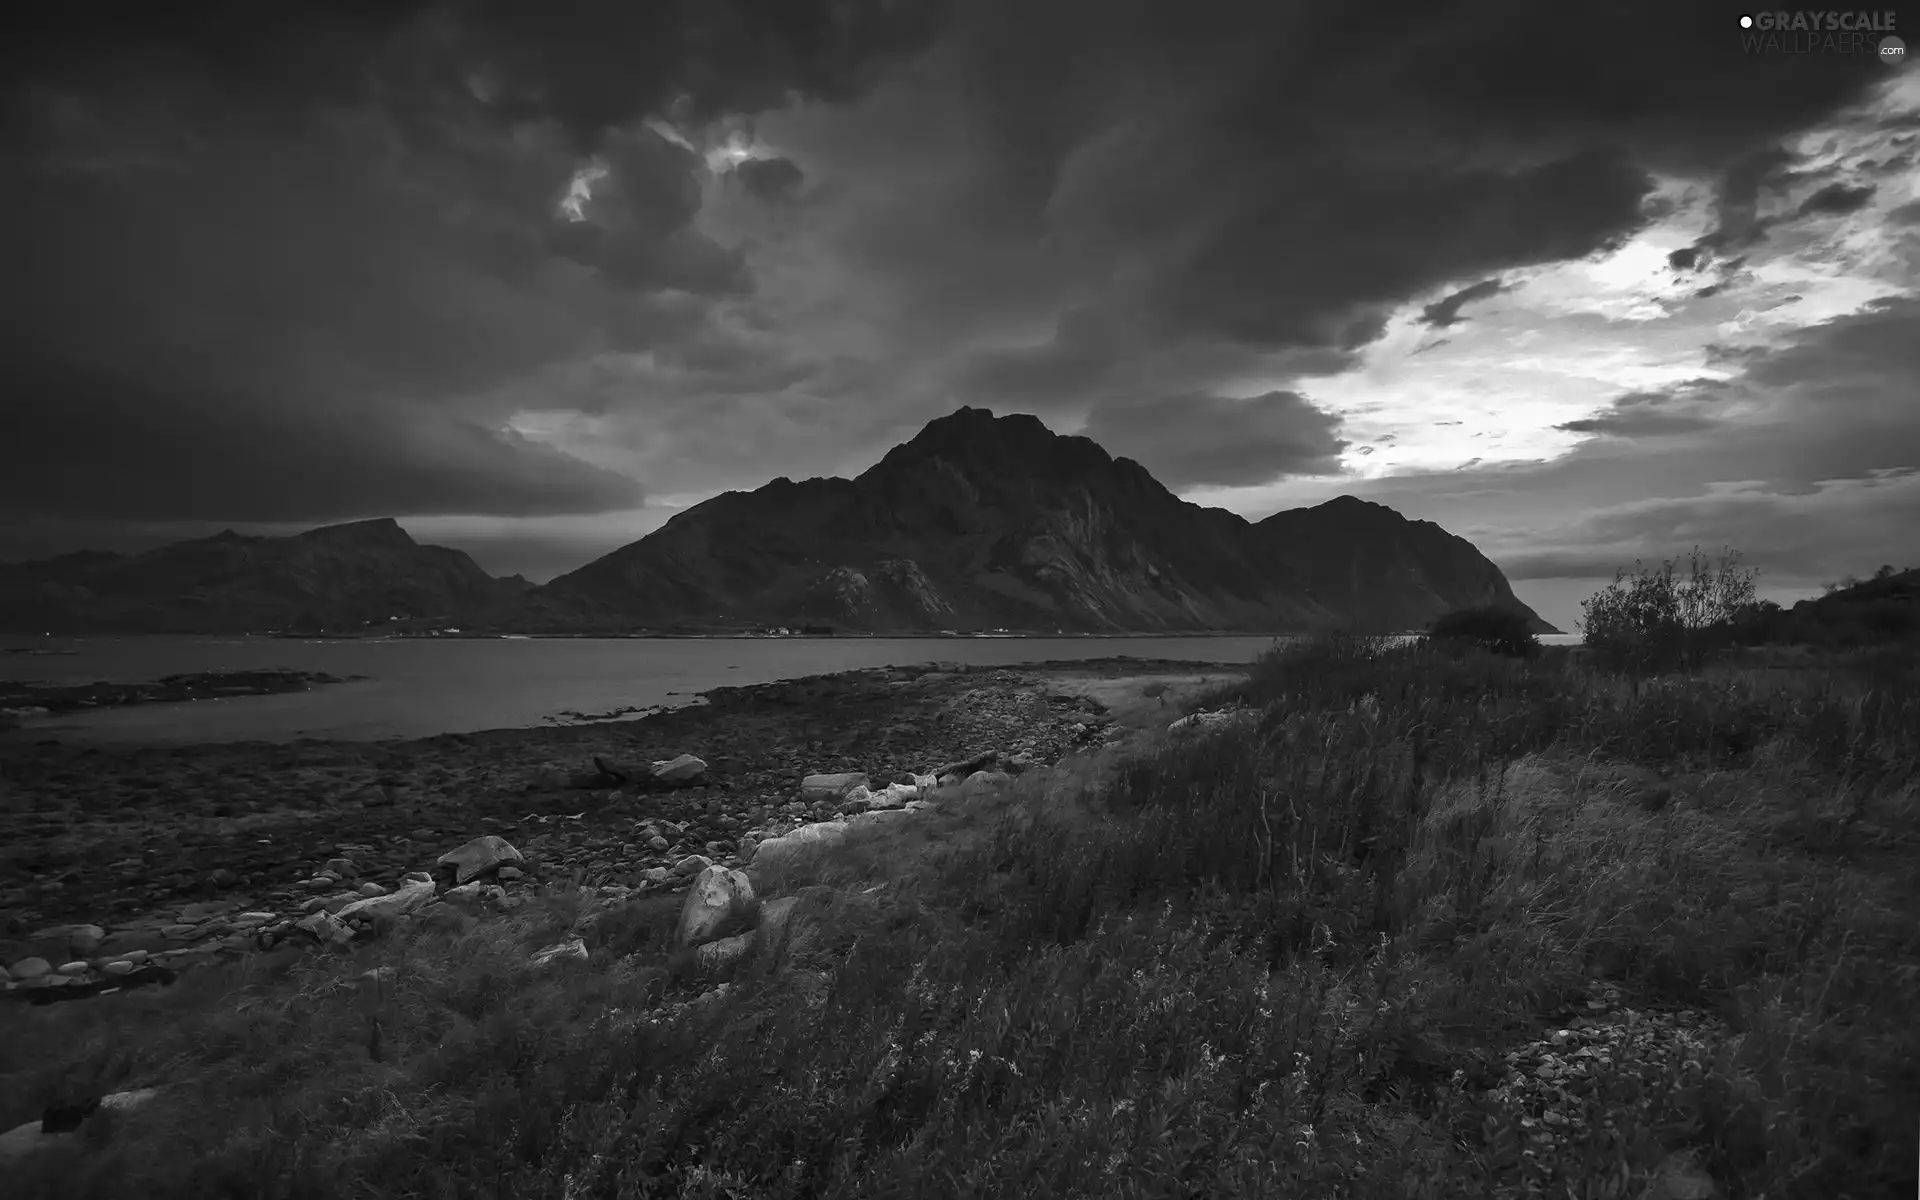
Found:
0,657 -> 1238,999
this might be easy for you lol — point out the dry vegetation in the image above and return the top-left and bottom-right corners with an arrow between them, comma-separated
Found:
3,618 -> 1917,1197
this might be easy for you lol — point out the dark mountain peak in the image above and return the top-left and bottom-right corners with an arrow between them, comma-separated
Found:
870,406 -> 1115,480
299,517 -> 416,547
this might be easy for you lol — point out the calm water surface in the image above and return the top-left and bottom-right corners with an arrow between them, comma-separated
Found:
1,632 -> 1585,745
0,635 -> 1297,744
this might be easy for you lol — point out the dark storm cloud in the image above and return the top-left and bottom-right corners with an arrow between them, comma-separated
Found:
0,0 -> 948,526
0,0 -> 1901,547
1420,279 -> 1512,328
1080,392 -> 1349,488
731,155 -> 805,200
1793,181 -> 1877,218
541,126 -> 749,293
0,353 -> 642,521
930,0 -> 1886,409
1554,381 -> 1734,438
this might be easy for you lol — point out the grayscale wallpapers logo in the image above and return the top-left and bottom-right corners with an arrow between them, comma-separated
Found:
1736,11 -> 1906,62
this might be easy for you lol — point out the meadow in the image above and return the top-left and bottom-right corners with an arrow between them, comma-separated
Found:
3,587 -> 1916,1198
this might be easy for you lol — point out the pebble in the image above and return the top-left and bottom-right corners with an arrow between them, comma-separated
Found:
3,665 -> 1123,1004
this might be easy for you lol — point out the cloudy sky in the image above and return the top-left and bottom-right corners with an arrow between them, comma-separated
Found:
2,1 -> 1915,632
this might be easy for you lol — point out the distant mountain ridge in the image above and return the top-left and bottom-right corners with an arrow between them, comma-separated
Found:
0,518 -> 530,634
0,409 -> 1557,636
517,407 -> 1557,635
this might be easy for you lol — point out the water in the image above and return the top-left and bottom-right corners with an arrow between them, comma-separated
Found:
0,635 -> 1295,744
0,631 -> 1588,745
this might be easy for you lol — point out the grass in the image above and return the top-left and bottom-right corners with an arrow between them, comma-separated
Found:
3,635 -> 1917,1198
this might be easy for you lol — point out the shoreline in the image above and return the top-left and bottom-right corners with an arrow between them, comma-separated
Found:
0,658 -> 1247,954
0,669 -> 359,725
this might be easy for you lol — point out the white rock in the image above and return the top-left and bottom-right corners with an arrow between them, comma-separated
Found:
436,835 -> 524,885
745,820 -> 852,871
528,937 -> 589,969
869,782 -> 917,808
800,772 -> 869,801
650,754 -> 708,784
672,853 -> 714,878
99,1087 -> 160,1112
1168,709 -> 1248,734
294,910 -> 355,948
335,877 -> 437,922
844,784 -> 873,807
692,931 -> 756,973
676,865 -> 757,948
442,882 -> 490,908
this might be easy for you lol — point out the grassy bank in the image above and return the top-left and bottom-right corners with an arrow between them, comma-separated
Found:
4,637 -> 1916,1198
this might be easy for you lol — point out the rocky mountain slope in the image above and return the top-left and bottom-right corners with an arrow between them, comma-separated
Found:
0,519 -> 530,634
519,407 -> 1555,635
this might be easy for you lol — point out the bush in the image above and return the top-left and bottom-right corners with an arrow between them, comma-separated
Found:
1426,606 -> 1540,658
1581,547 -> 1757,673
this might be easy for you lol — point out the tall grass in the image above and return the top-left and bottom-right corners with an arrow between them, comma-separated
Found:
3,637 -> 1916,1198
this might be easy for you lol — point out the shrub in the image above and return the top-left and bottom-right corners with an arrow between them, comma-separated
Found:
1581,547 -> 1757,673
1426,606 -> 1540,658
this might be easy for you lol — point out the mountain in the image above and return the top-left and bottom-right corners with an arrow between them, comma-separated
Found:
518,407 -> 1556,635
0,519 -> 526,634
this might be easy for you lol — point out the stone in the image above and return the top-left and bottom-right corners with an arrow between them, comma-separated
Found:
676,865 -> 757,949
31,924 -> 106,957
672,854 -> 713,878
103,960 -> 136,976
294,910 -> 356,948
844,784 -> 873,808
1168,709 -> 1247,734
693,931 -> 756,974
442,882 -> 490,909
436,835 -> 524,885
324,857 -> 359,879
800,772 -> 869,801
496,866 -> 524,881
651,754 -> 708,785
56,961 -> 89,976
869,782 -> 916,809
648,835 -> 670,853
335,878 -> 436,922
207,868 -> 238,889
963,769 -> 1013,791
356,881 -> 388,898
528,937 -> 589,969
745,820 -> 851,872
10,957 -> 51,980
